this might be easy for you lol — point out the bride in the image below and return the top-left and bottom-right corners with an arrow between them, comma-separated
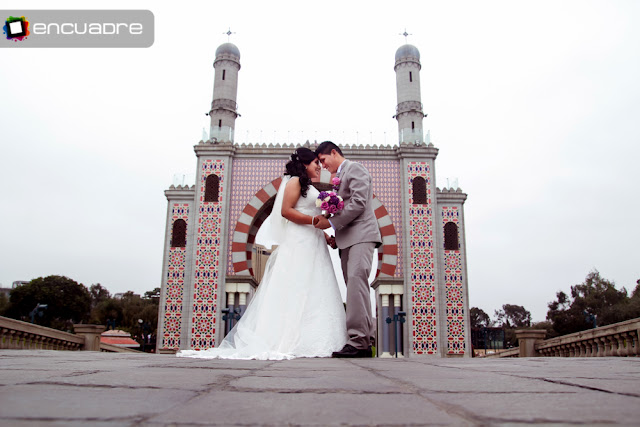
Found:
178,148 -> 347,360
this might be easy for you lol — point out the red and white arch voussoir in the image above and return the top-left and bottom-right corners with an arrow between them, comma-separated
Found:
231,177 -> 397,278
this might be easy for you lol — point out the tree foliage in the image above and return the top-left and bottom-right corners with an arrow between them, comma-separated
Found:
89,283 -> 111,308
470,307 -> 492,328
2,275 -> 159,343
546,270 -> 637,336
5,275 -> 91,330
494,304 -> 531,328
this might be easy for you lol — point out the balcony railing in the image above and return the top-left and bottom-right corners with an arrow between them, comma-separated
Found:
485,317 -> 640,358
0,316 -> 142,353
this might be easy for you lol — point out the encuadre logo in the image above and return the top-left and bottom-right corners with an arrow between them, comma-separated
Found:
0,10 -> 154,48
3,15 -> 30,41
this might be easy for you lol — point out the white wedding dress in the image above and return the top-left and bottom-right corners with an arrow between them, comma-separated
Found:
178,176 -> 347,360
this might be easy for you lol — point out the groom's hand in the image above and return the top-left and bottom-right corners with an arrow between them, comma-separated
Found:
328,237 -> 338,249
314,215 -> 331,230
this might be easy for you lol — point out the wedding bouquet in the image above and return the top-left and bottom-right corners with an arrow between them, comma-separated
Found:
316,190 -> 344,216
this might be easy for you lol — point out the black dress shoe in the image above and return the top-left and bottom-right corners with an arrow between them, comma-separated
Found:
332,344 -> 372,358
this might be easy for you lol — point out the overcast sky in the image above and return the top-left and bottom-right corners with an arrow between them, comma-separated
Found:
1,0 -> 639,322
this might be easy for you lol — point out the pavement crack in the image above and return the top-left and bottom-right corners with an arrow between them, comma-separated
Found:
23,380 -> 169,390
539,377 -> 640,398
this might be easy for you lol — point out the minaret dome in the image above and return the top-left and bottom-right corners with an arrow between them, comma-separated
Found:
394,43 -> 425,144
209,43 -> 241,142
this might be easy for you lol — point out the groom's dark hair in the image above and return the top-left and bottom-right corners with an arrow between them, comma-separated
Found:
315,141 -> 343,157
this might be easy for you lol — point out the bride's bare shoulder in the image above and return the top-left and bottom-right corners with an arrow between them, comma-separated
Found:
285,176 -> 300,188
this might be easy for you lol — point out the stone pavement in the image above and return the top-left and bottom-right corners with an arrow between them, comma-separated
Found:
1,350 -> 639,426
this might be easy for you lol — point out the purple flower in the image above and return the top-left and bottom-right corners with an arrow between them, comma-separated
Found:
321,202 -> 330,210
328,205 -> 338,214
337,201 -> 344,210
329,195 -> 339,205
318,191 -> 328,199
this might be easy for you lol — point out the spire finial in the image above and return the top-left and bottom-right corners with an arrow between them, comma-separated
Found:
399,28 -> 412,43
223,27 -> 236,42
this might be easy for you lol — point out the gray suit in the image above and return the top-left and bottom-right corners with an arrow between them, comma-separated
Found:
331,160 -> 382,350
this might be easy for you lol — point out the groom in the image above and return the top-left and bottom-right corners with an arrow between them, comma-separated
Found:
314,141 -> 382,358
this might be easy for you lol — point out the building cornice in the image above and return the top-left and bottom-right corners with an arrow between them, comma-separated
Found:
164,186 -> 196,201
436,187 -> 468,203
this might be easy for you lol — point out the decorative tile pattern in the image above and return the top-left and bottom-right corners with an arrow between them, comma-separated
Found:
407,162 -> 437,355
442,206 -> 466,354
191,159 -> 225,350
160,203 -> 189,350
226,159 -> 286,275
226,159 -> 403,279
359,160 -> 403,278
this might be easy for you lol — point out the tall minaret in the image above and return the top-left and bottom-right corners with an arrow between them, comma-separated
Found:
394,44 -> 425,144
209,42 -> 241,142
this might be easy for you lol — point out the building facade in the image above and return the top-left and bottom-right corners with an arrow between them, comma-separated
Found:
156,42 -> 471,357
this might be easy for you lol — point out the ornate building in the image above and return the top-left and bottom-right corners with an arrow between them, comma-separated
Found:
156,41 -> 471,357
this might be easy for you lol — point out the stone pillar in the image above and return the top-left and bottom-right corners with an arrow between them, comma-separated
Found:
73,324 -> 105,351
223,276 -> 257,340
380,294 -> 391,358
515,329 -> 546,358
226,292 -> 236,335
238,292 -> 248,316
393,294 -> 404,357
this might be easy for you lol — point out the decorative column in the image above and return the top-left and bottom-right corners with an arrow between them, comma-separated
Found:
398,143 -> 439,356
515,329 -> 546,357
222,276 -> 257,338
372,277 -> 404,357
436,187 -> 471,357
380,294 -> 391,357
393,294 -> 404,357
73,324 -> 105,351
189,141 -> 235,350
156,186 -> 195,353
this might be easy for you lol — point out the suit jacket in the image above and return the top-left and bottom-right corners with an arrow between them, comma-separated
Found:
330,159 -> 382,250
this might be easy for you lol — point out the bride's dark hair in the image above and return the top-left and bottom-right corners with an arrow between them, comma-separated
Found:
284,147 -> 317,198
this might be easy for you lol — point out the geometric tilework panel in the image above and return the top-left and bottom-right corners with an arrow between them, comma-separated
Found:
161,203 -> 189,350
226,159 -> 286,275
442,206 -> 465,355
358,160 -> 403,278
191,159 -> 225,350
225,159 -> 403,278
407,162 -> 437,355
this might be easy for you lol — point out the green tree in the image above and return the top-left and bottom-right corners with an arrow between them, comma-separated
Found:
90,297 -> 124,328
89,283 -> 111,308
546,270 -> 630,335
5,275 -> 91,330
494,304 -> 531,348
143,287 -> 161,300
0,292 -> 9,316
470,307 -> 492,328
494,304 -> 531,328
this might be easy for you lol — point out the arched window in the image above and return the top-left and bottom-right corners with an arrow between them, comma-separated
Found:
205,174 -> 220,202
444,222 -> 459,251
171,219 -> 187,248
412,177 -> 427,204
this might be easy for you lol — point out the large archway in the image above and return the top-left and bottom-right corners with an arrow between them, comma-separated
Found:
231,177 -> 398,279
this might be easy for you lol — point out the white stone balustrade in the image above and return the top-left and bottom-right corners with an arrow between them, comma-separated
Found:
488,317 -> 640,358
536,318 -> 639,357
0,316 -> 141,353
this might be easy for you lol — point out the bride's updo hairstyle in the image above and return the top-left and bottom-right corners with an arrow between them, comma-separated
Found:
284,147 -> 316,198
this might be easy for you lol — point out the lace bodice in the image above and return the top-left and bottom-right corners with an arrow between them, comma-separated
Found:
294,185 -> 321,216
